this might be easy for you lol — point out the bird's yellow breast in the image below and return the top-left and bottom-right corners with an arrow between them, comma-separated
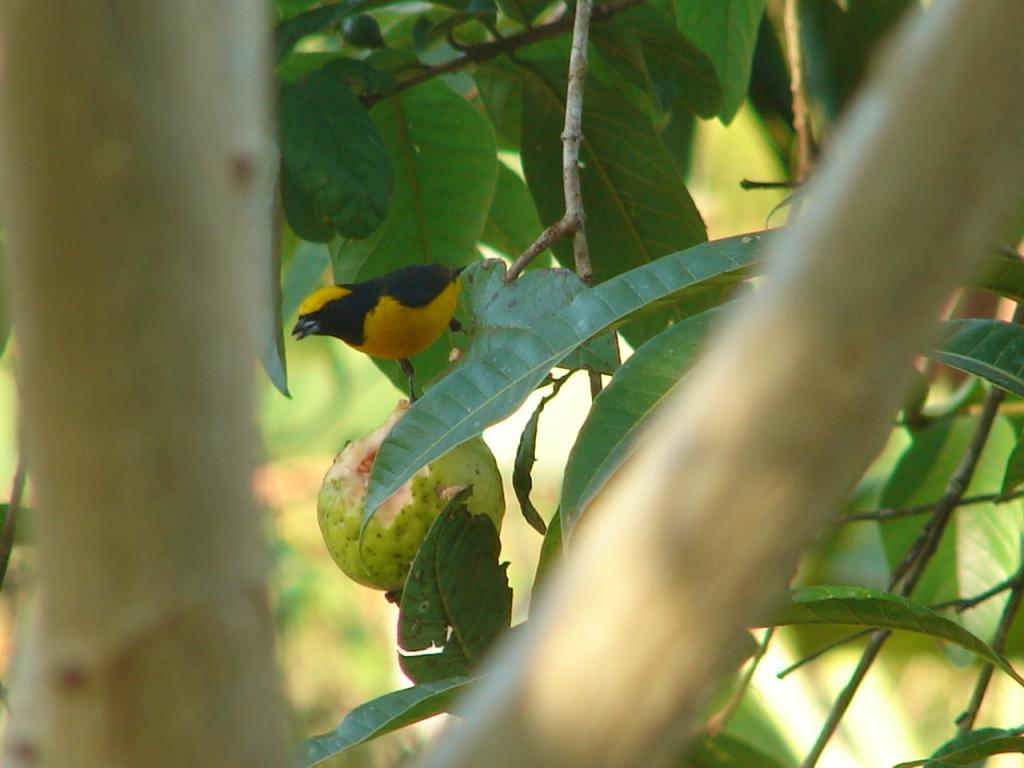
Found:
354,278 -> 460,359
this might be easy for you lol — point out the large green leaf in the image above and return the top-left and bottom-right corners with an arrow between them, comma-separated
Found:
292,676 -> 472,767
363,233 -> 764,519
397,491 -> 511,683
479,163 -> 551,266
879,416 -> 1023,645
893,728 -> 1024,768
769,586 -> 1024,685
458,259 -> 618,374
474,60 -> 525,147
679,732 -> 791,768
560,306 -> 722,540
333,79 -> 498,278
799,0 -> 916,121
593,5 -> 721,118
928,320 -> 1024,398
520,59 -> 708,348
279,64 -> 392,240
673,0 -> 767,122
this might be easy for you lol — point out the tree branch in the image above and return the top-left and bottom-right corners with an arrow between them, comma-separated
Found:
416,4 -> 1024,768
365,0 -> 645,108
783,0 -> 814,180
838,488 -> 1024,524
0,3 -> 284,765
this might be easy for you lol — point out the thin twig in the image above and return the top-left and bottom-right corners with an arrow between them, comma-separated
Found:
776,628 -> 875,679
364,0 -> 645,108
838,487 -> 1024,525
801,373 -> 1012,768
956,552 -> 1024,733
933,572 -> 1022,612
0,453 -> 27,593
505,217 -> 580,283
562,0 -> 593,285
706,628 -> 775,733
563,0 -> 600,398
740,178 -> 802,190
783,0 -> 814,180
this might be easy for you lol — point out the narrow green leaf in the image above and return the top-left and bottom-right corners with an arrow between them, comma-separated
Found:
398,491 -> 511,683
680,732 -> 791,768
894,728 -> 1024,768
1003,437 -> 1024,495
768,586 -> 1024,686
561,307 -> 722,539
928,320 -> 1024,398
292,676 -> 472,767
971,248 -> 1024,303
364,233 -> 764,518
0,504 -> 30,546
261,210 -> 290,397
520,60 -> 708,347
513,391 -> 554,536
279,65 -> 392,239
531,508 -> 562,605
673,0 -> 767,123
333,79 -> 498,278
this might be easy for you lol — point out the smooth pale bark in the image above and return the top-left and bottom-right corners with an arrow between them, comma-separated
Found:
0,3 -> 283,767
420,2 -> 1024,768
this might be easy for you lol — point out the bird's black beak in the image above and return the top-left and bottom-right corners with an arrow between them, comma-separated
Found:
291,317 -> 320,340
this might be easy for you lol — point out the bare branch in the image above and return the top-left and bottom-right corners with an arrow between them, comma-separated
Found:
365,0 -> 645,107
784,0 -> 814,179
838,487 -> 1024,525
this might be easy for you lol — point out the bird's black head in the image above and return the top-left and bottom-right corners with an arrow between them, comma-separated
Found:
291,284 -> 377,346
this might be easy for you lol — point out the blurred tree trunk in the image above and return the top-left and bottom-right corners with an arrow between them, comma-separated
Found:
0,3 -> 284,767
419,2 -> 1024,768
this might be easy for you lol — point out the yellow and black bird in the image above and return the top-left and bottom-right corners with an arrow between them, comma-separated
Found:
291,263 -> 463,400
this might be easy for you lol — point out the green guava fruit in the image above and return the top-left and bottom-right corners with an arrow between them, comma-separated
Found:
317,401 -> 505,592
